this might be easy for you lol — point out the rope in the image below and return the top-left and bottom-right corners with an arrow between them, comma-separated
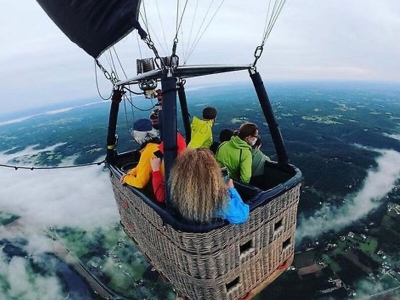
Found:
123,93 -> 131,131
261,0 -> 286,45
120,86 -> 157,134
140,2 -> 150,40
112,47 -> 128,80
155,0 -> 170,54
169,0 -> 188,65
94,60 -> 113,100
103,51 -> 119,84
139,2 -> 166,69
184,0 -> 225,64
182,0 -> 200,64
184,0 -> 214,63
107,50 -> 120,82
174,0 -> 189,44
252,0 -> 286,67
124,97 -> 157,112
137,30 -> 144,60
0,160 -> 105,171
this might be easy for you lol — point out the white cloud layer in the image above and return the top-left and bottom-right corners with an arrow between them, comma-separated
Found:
296,149 -> 400,242
0,146 -> 119,299
0,159 -> 118,230
0,254 -> 63,300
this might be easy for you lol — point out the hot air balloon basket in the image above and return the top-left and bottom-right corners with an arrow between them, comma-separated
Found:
110,173 -> 300,300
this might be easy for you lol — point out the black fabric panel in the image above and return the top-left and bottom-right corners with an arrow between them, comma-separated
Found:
37,0 -> 142,58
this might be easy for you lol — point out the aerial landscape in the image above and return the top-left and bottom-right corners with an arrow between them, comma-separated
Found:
1,0 -> 400,300
1,81 -> 400,299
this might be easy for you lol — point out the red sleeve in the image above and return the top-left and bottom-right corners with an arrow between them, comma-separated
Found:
177,133 -> 187,155
152,170 -> 165,203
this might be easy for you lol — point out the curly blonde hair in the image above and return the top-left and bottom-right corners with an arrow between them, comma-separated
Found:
169,148 -> 228,223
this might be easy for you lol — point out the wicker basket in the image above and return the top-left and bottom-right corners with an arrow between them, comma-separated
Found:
110,173 -> 300,300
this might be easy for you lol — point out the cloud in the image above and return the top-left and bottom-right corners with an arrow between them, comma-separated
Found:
296,149 -> 400,242
0,145 -> 119,299
0,158 -> 118,230
0,253 -> 63,300
0,115 -> 41,127
384,133 -> 400,142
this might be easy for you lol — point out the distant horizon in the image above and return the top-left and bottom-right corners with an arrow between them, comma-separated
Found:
1,79 -> 399,120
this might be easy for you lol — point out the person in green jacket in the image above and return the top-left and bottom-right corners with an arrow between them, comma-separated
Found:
216,122 -> 259,184
188,106 -> 217,149
251,137 -> 271,177
210,128 -> 234,153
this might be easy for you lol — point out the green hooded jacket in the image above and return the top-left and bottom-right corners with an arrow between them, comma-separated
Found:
187,116 -> 214,149
216,136 -> 252,184
251,149 -> 271,177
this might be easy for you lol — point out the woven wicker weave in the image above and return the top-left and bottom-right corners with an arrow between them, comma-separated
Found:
110,173 -> 300,300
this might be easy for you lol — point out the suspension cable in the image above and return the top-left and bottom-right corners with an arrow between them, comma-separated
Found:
112,47 -> 128,79
172,0 -> 188,56
262,0 -> 286,44
184,1 -> 214,64
94,60 -> 113,100
0,160 -> 105,171
182,0 -> 200,64
105,50 -> 119,84
140,1 -> 151,40
124,98 -> 157,112
138,5 -> 167,57
155,0 -> 170,54
122,94 -> 130,131
139,2 -> 165,70
252,0 -> 286,67
184,0 -> 225,64
137,31 -> 144,61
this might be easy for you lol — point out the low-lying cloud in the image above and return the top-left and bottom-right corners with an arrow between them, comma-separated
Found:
0,156 -> 118,230
296,148 -> 400,242
0,253 -> 63,300
0,146 -> 119,299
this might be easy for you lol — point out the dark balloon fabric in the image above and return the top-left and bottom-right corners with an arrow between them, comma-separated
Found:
37,0 -> 143,58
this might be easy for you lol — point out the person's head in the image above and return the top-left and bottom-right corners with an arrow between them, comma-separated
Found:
202,106 -> 217,121
131,118 -> 159,145
149,109 -> 159,130
169,148 -> 228,223
236,122 -> 259,147
219,128 -> 234,143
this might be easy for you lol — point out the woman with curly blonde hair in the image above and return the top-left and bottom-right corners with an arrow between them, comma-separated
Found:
168,148 -> 249,224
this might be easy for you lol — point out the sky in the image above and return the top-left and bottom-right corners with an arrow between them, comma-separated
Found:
0,0 -> 399,115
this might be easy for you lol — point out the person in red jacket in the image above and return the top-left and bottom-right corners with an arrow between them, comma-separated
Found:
150,133 -> 186,202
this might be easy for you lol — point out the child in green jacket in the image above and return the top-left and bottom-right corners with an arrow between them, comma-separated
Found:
188,106 -> 217,149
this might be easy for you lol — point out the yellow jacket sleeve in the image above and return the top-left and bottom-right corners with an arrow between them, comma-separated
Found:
123,143 -> 159,188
